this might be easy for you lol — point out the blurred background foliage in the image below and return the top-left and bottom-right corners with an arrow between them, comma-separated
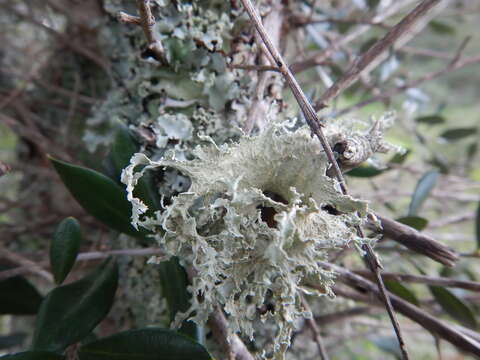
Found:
0,0 -> 480,359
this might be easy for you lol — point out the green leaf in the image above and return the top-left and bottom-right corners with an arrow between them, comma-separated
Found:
0,352 -> 64,360
408,170 -> 439,216
440,127 -> 477,142
0,333 -> 27,350
416,115 -> 445,125
49,157 -> 146,238
32,258 -> 118,353
359,37 -> 378,53
78,328 -> 211,360
50,217 -> 82,284
347,165 -> 384,177
429,20 -> 456,35
158,258 -> 199,340
389,150 -> 410,165
396,216 -> 428,231
109,122 -> 159,212
384,280 -> 420,306
0,267 -> 43,315
476,201 -> 480,250
467,142 -> 478,162
429,286 -> 477,329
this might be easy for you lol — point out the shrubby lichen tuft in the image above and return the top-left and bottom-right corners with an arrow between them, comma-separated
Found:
122,120 -> 373,359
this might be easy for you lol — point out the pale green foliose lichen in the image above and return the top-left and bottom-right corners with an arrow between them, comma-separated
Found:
122,121 -> 370,359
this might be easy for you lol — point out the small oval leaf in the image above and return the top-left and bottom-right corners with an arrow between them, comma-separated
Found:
49,157 -> 146,238
440,127 -> 477,142
408,170 -> 439,216
0,351 -> 64,360
430,286 -> 477,329
385,280 -> 420,306
0,268 -> 43,315
396,216 -> 428,231
50,217 -> 82,284
429,20 -> 456,35
416,115 -> 445,125
78,328 -> 211,360
347,165 -> 384,178
32,258 -> 118,353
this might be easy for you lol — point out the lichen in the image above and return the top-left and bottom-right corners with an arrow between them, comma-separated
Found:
122,120 -> 372,359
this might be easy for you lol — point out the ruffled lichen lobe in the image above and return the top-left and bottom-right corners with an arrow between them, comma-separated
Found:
122,121 -> 371,358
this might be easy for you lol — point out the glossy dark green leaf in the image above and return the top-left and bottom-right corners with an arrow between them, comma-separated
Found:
158,258 -> 198,340
50,217 -> 82,284
429,286 -> 477,329
109,122 -> 159,212
416,115 -> 445,125
429,20 -> 456,35
0,266 -> 43,315
0,351 -> 64,360
78,328 -> 211,360
476,201 -> 480,250
384,280 -> 419,306
396,216 -> 428,231
347,165 -> 384,177
50,157 -> 145,238
440,127 -> 477,142
32,258 -> 118,353
0,333 -> 26,350
408,170 -> 439,216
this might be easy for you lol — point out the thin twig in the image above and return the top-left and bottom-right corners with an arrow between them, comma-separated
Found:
238,0 -> 411,358
0,246 -> 53,283
118,1 -> 167,64
354,270 -> 480,292
301,296 -> 330,360
372,215 -> 458,267
208,307 -> 255,360
0,248 -> 165,281
313,0 -> 441,111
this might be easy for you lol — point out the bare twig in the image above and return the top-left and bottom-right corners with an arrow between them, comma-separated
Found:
238,0 -> 410,358
313,0 -> 441,111
301,296 -> 330,360
208,307 -> 255,360
0,246 -> 53,283
0,248 -> 165,281
372,215 -> 459,267
354,270 -> 480,292
118,1 -> 167,64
